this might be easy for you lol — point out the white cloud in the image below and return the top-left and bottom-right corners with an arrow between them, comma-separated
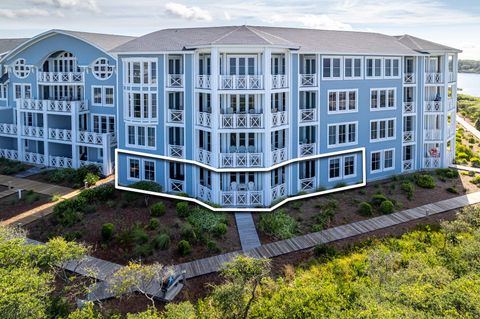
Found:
31,0 -> 99,13
301,14 -> 353,30
165,2 -> 212,21
224,11 -> 231,21
0,8 -> 50,18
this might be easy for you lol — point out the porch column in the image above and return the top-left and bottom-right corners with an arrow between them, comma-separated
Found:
71,106 -> 78,169
210,48 -> 221,204
102,133 -> 111,176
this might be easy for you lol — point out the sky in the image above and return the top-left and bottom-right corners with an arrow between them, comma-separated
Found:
0,0 -> 480,59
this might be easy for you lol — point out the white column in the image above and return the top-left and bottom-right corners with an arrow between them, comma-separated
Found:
442,53 -> 449,167
16,106 -> 23,162
102,133 -> 111,175
263,48 -> 272,206
44,112 -> 49,165
71,107 -> 78,169
210,48 -> 221,204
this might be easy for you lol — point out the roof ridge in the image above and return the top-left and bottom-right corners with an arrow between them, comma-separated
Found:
403,34 -> 423,50
211,26 -> 242,44
247,26 -> 294,46
245,26 -> 274,45
392,34 -> 422,52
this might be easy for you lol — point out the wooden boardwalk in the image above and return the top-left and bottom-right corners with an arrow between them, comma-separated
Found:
0,174 -> 72,196
235,212 -> 261,251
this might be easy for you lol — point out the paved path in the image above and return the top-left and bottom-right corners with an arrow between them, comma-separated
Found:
457,116 -> 480,139
0,188 -> 16,199
15,166 -> 46,178
0,174 -> 72,196
235,212 -> 261,251
450,164 -> 480,173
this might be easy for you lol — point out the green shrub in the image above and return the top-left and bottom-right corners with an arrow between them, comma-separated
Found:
457,152 -> 470,160
131,224 -> 148,244
176,202 -> 190,218
472,157 -> 480,167
313,244 -> 337,260
152,234 -> 170,250
435,168 -> 459,179
133,244 -> 153,258
470,175 -> 480,185
258,209 -> 298,240
213,223 -> 228,238
63,231 -> 82,241
84,172 -> 99,187
24,192 -> 40,204
150,202 -> 166,217
180,223 -> 197,242
149,218 -> 160,230
313,207 -> 336,231
401,181 -> 415,200
101,223 -> 114,241
446,186 -> 459,194
187,208 -> 228,236
129,181 -> 162,192
178,240 -> 192,256
290,201 -> 303,210
78,188 -> 96,202
358,202 -> 373,216
94,185 -> 115,200
380,200 -> 394,214
370,194 -> 388,206
207,240 -> 221,253
415,174 -> 436,189
54,208 -> 83,227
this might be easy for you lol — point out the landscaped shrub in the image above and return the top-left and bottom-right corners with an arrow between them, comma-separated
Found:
313,244 -> 337,260
258,209 -> 298,240
152,234 -> 170,250
0,158 -> 27,175
131,224 -> 148,244
446,186 -> 459,194
176,202 -> 190,218
370,194 -> 388,206
470,175 -> 480,185
213,223 -> 228,238
435,168 -> 459,179
84,172 -> 99,187
472,157 -> 480,167
178,240 -> 192,256
186,208 -> 228,238
93,184 -> 115,200
207,240 -> 221,253
101,223 -> 114,241
150,202 -> 166,217
24,191 -> 40,204
415,174 -> 436,189
53,197 -> 87,226
149,218 -> 160,230
380,200 -> 394,214
133,244 -> 153,258
401,181 -> 415,200
48,165 -> 101,188
358,202 -> 373,216
290,201 -> 303,210
55,209 -> 83,227
180,223 -> 197,242
129,181 -> 162,192
312,206 -> 336,231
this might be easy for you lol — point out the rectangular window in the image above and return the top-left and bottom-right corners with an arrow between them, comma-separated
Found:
370,88 -> 396,110
93,87 -> 102,105
344,155 -> 356,177
127,92 -> 157,121
322,57 -> 342,79
144,160 -> 155,181
327,89 -> 357,113
366,58 -> 382,78
384,58 -> 401,78
128,158 -> 140,179
370,119 -> 396,142
0,84 -> 7,99
329,155 -> 356,180
371,149 -> 395,173
126,125 -> 156,149
13,84 -> 31,100
344,57 -> 362,79
329,158 -> 340,180
371,152 -> 381,172
92,86 -> 114,106
105,87 -> 114,105
125,59 -> 158,85
384,149 -> 394,170
327,122 -> 357,147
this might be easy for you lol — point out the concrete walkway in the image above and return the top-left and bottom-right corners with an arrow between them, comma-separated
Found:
235,213 -> 261,251
450,164 -> 480,173
0,174 -> 72,196
457,116 -> 480,139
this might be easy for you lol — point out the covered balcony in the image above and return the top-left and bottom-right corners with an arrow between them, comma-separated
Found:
219,94 -> 263,129
219,75 -> 263,90
299,54 -> 317,87
424,56 -> 443,84
38,51 -> 83,84
423,143 -> 441,169
299,126 -> 317,157
271,92 -> 288,127
0,123 -> 17,136
220,173 -> 264,207
18,99 -> 88,113
166,55 -> 184,88
403,57 -> 416,84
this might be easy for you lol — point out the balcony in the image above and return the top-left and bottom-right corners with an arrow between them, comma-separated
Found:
402,159 -> 414,171
0,148 -> 18,160
196,112 -> 212,128
49,128 -> 72,142
197,149 -> 212,166
271,183 -> 287,202
298,143 -> 316,157
403,131 -> 415,143
299,177 -> 315,191
220,113 -> 263,129
271,147 -> 287,165
219,75 -> 263,90
403,101 -> 415,114
424,157 -> 441,169
198,185 -> 212,202
77,131 -> 114,146
168,144 -> 184,158
22,126 -> 44,138
23,152 -> 46,165
167,74 -> 184,88
299,108 -> 317,123
37,71 -> 84,84
49,155 -> 73,169
220,151 -> 263,168
271,111 -> 287,127
167,109 -> 184,124
404,73 -> 415,84
196,75 -> 211,89
299,74 -> 317,87
18,99 -> 88,113
169,179 -> 184,192
424,129 -> 442,141
0,123 -> 17,136
425,72 -> 443,84
424,100 -> 443,113
221,190 -> 263,207
272,74 -> 288,89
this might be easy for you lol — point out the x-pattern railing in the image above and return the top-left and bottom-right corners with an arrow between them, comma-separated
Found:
299,143 -> 315,157
168,110 -> 184,123
300,74 -> 316,87
169,145 -> 184,158
300,177 -> 314,191
196,75 -> 211,89
272,74 -> 288,89
0,123 -> 17,135
271,111 -> 287,127
300,109 -> 317,122
168,74 -> 183,88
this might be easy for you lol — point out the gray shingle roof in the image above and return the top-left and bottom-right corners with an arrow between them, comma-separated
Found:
112,25 -> 459,55
394,34 -> 461,53
0,38 -> 28,55
55,30 -> 136,52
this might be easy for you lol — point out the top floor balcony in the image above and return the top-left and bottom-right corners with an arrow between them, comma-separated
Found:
425,72 -> 443,84
18,98 -> 88,114
219,75 -> 263,90
37,71 -> 84,84
167,74 -> 184,88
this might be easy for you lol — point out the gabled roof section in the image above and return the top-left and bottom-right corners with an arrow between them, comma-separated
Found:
394,34 -> 461,54
0,38 -> 28,55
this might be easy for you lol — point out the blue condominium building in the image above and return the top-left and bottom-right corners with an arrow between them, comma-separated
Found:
0,26 -> 460,210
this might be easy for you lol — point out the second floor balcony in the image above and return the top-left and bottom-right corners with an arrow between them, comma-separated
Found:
37,71 -> 84,84
220,148 -> 263,168
21,126 -> 44,139
425,72 -> 443,84
196,75 -> 211,89
18,99 -> 88,114
220,112 -> 263,129
167,109 -> 184,124
272,74 -> 288,89
0,123 -> 17,136
272,147 -> 287,165
196,111 -> 212,128
298,142 -> 316,157
167,74 -> 184,88
271,110 -> 288,127
299,74 -> 317,87
219,75 -> 263,90
299,108 -> 318,123
404,73 -> 416,84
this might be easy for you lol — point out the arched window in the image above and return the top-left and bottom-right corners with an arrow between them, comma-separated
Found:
92,58 -> 113,80
13,59 -> 30,78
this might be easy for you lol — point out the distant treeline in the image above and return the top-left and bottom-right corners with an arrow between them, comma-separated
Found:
459,59 -> 480,74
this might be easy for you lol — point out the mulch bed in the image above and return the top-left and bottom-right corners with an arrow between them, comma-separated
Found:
0,192 -> 51,220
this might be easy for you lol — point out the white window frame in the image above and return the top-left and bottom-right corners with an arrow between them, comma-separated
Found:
143,159 -> 156,181
328,154 -> 357,181
97,148 -> 103,160
125,125 -> 156,150
327,89 -> 358,114
0,84 -> 7,100
13,58 -> 30,79
328,157 -> 342,181
370,118 -> 396,142
322,56 -> 343,80
370,149 -> 395,174
124,91 -> 158,122
91,114 -> 115,134
343,154 -> 357,178
365,57 -> 383,79
127,157 -> 141,181
13,83 -> 31,101
91,86 -> 114,107
92,57 -> 114,80
343,56 -> 363,79
123,58 -> 158,86
383,57 -> 401,79
327,121 -> 358,148
370,88 -> 396,111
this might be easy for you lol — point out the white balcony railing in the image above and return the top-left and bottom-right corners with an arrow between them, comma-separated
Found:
18,99 -> 88,113
404,73 -> 415,84
271,183 -> 287,202
424,157 -> 441,169
299,74 -> 317,87
0,148 -> 18,160
49,155 -> 73,169
0,123 -> 17,135
220,113 -> 263,129
196,75 -> 211,89
169,179 -> 184,192
448,72 -> 455,83
221,190 -> 263,207
403,102 -> 415,114
272,74 -> 288,89
168,145 -> 184,158
424,129 -> 442,141
220,152 -> 263,168
198,185 -> 213,202
22,126 -> 44,138
271,148 -> 287,165
299,108 -> 317,123
37,71 -> 84,83
402,159 -> 414,171
24,152 -> 45,165
219,75 -> 263,90
77,131 -> 106,145
403,131 -> 415,143
299,177 -> 315,191
271,111 -> 287,127
167,74 -> 184,88
48,128 -> 72,142
197,149 -> 212,166
448,98 -> 456,111
424,100 -> 443,112
80,159 -> 102,170
168,109 -> 184,124
196,112 -> 212,127
299,143 -> 316,157
425,72 -> 443,84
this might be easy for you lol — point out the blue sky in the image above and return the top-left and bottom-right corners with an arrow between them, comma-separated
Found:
1,0 -> 479,58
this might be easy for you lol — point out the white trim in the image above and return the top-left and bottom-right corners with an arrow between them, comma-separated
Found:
327,89 -> 358,114
327,157 -> 342,182
321,56 -> 343,80
115,147 -> 367,213
369,87 -> 397,111
92,57 -> 114,80
327,121 -> 358,148
343,56 -> 363,80
143,158 -> 156,181
369,118 -> 396,143
328,154 -> 357,181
